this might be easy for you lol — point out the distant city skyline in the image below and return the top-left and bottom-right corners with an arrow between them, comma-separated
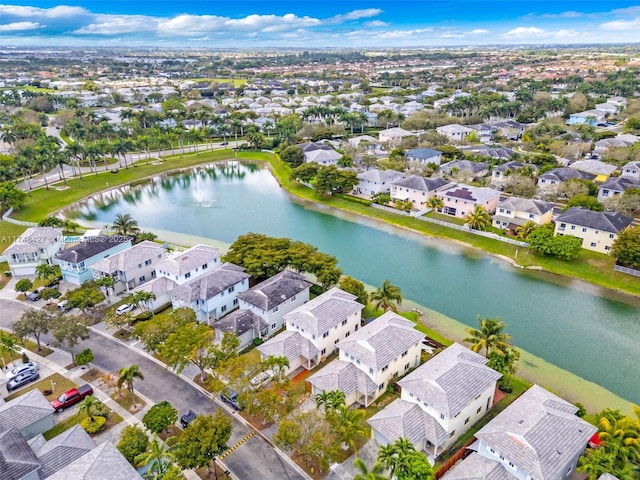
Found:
1,1 -> 640,48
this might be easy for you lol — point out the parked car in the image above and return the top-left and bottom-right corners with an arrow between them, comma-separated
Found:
220,387 -> 243,410
57,299 -> 70,311
180,409 -> 198,428
27,287 -> 46,301
50,384 -> 94,412
7,370 -> 40,391
46,278 -> 60,288
116,303 -> 134,315
221,141 -> 229,146
6,361 -> 38,380
249,369 -> 274,389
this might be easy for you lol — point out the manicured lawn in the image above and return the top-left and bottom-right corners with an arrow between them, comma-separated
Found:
112,390 -> 147,412
43,409 -> 123,440
4,372 -> 76,402
0,222 -> 27,253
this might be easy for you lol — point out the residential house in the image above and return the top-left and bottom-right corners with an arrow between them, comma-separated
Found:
298,142 -> 342,165
440,159 -> 489,180
474,146 -> 516,162
405,147 -> 443,166
0,390 -> 54,440
436,124 -> 473,142
378,127 -> 413,146
237,270 -> 311,336
594,134 -> 639,155
491,161 -> 538,187
368,343 -> 502,460
54,236 -> 132,286
3,227 -> 64,277
491,120 -> 526,140
554,207 -> 633,254
390,176 -> 453,207
492,197 -> 555,232
537,168 -> 596,195
567,110 -> 606,126
621,161 -> 640,180
597,176 -> 640,203
89,241 -> 167,294
45,441 -> 139,480
568,160 -> 617,182
468,124 -> 494,143
170,263 -> 250,323
212,309 -> 268,351
307,312 -> 423,407
436,184 -> 501,219
257,288 -> 363,374
442,385 -> 597,480
356,169 -> 405,196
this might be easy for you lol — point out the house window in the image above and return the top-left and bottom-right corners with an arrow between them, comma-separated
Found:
221,306 -> 227,313
271,323 -> 276,330
609,234 -> 614,239
312,335 -> 316,340
345,331 -> 350,338
233,299 -> 238,305
449,430 -> 455,438
590,242 -> 596,247
354,324 -> 359,331
323,332 -> 329,338
464,417 -> 470,425
321,348 -> 326,355
477,406 -> 482,414
228,286 -> 235,293
145,259 -> 152,266
409,392 -> 414,398
605,246 -> 611,251
138,263 -> 142,269
489,448 -> 496,455
582,227 -> 587,233
335,339 -> 339,344
292,295 -> 296,301
499,455 -> 505,461
185,272 -> 191,279
440,413 -> 445,420
378,383 -> 385,391
570,225 -> 575,230
272,306 -> 278,313
509,462 -> 516,470
382,365 -> 388,372
341,319 -> 347,326
529,214 -> 535,219
560,223 -> 566,228
202,263 -> 208,269
139,276 -> 145,282
404,363 -> 410,371
401,350 -> 408,357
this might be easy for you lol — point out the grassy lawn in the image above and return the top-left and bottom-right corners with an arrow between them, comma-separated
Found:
112,391 -> 147,412
0,222 -> 28,253
4,372 -> 76,402
43,409 -> 123,440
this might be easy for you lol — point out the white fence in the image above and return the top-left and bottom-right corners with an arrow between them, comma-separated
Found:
614,264 -> 640,277
2,208 -> 38,227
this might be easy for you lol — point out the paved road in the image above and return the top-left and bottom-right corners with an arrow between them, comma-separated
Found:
0,299 -> 306,480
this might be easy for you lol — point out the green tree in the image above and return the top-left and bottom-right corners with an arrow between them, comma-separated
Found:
0,181 -> 27,212
426,196 -> 444,215
333,406 -> 367,455
550,234 -> 582,261
117,364 -> 145,407
111,213 -> 140,236
339,276 -> 368,305
315,390 -> 346,413
377,438 -> 434,480
172,411 -> 233,476
371,192 -> 391,205
0,331 -> 17,362
314,165 -> 359,195
39,287 -> 61,303
487,347 -> 520,388
135,436 -> 178,480
117,425 -> 149,464
369,279 -> 402,313
464,205 -> 491,231
12,308 -> 51,351
65,283 -> 104,314
36,263 -> 60,283
353,458 -> 387,480
463,317 -> 512,357
143,401 -> 179,435
515,221 -> 537,240
565,194 -> 604,212
612,226 -> 640,269
74,348 -> 94,366
78,395 -> 105,423
280,145 -> 304,167
133,307 -> 195,352
290,162 -> 320,183
261,355 -> 290,382
49,314 -> 90,364
14,278 -> 33,293
131,290 -> 157,313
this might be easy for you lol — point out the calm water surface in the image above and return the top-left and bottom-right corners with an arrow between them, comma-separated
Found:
66,163 -> 640,404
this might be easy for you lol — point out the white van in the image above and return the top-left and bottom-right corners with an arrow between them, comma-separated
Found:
57,300 -> 70,311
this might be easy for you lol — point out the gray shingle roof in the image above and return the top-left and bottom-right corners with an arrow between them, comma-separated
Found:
0,390 -> 54,433
391,175 -> 451,193
599,176 -> 640,193
307,360 -> 377,397
34,425 -> 95,478
555,207 -> 633,234
0,428 -> 40,480
212,309 -> 267,336
474,385 -> 597,480
441,452 -> 512,480
496,197 -> 554,215
45,442 -> 139,480
3,227 -> 63,256
492,160 -> 535,173
257,331 -> 319,361
440,160 -> 488,174
90,241 -> 166,274
172,263 -> 250,303
237,270 -> 311,311
338,312 -> 423,371
155,244 -> 221,277
55,236 -> 131,264
538,168 -> 596,182
357,169 -> 405,183
406,147 -> 442,159
284,287 -> 363,337
367,398 -> 449,447
398,343 -> 502,417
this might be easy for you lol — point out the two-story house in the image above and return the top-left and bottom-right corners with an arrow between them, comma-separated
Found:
89,241 -> 167,295
492,197 -> 555,232
390,176 -> 453,207
436,124 -> 473,142
368,343 -> 502,461
236,270 -> 311,337
491,161 -> 538,188
554,207 -> 633,254
170,263 -> 250,323
378,127 -> 414,146
436,184 -> 501,219
3,227 -> 64,277
55,236 -> 132,285
405,148 -> 443,167
257,288 -> 363,374
307,312 -> 423,407
597,175 -> 640,203
537,168 -> 596,196
621,160 -> 640,180
439,160 -> 489,181
442,385 -> 597,480
298,142 -> 341,165
356,169 -> 405,196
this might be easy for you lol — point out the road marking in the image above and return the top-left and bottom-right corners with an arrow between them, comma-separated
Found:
219,431 -> 255,460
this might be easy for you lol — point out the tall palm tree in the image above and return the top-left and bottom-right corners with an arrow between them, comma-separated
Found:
426,196 -> 444,216
117,364 -> 144,407
515,221 -> 536,240
315,390 -> 346,413
262,355 -> 290,382
463,317 -> 512,357
111,213 -> 140,237
369,280 -> 403,313
78,395 -> 104,423
464,205 -> 491,231
135,436 -> 177,479
353,458 -> 387,480
334,406 -> 367,455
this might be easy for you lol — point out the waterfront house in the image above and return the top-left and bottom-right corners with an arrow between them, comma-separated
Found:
237,270 -> 311,336
436,184 -> 501,219
257,288 -> 363,374
89,241 -> 167,295
298,141 -> 341,165
442,384 -> 597,480
307,312 -> 423,407
3,227 -> 64,277
368,343 -> 502,460
55,236 -> 132,286
356,169 -> 405,196
390,176 -> 453,207
492,197 -> 554,232
554,207 -> 633,254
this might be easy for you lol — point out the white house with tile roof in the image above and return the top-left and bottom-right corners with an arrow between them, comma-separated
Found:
368,343 -> 502,459
257,288 -> 363,374
0,390 -> 54,440
154,244 -> 222,285
436,184 -> 501,219
492,197 -> 555,232
3,227 -> 64,277
356,169 -> 405,196
307,312 -> 423,407
554,207 -> 633,254
442,385 -> 597,480
390,176 -> 453,207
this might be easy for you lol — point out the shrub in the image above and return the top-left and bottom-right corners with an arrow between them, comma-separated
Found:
15,279 -> 33,293
142,401 -> 178,434
75,348 -> 94,366
134,311 -> 153,321
80,415 -> 106,433
310,284 -> 324,296
252,337 -> 264,346
117,425 -> 149,464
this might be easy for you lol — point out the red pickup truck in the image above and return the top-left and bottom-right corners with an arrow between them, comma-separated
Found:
51,384 -> 94,412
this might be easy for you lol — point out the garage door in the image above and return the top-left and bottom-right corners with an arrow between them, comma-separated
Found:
373,430 -> 389,447
12,266 -> 35,276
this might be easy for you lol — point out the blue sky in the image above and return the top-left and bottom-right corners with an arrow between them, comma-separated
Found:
1,1 -> 640,47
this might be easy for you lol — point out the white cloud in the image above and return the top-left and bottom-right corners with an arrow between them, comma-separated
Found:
536,10 -> 584,19
467,29 -> 490,35
503,26 -> 547,38
329,8 -> 382,23
365,20 -> 388,28
599,16 -> 640,30
374,28 -> 433,39
0,21 -> 41,32
74,14 -> 157,35
0,5 -> 88,19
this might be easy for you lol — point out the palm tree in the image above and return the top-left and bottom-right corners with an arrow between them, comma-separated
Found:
117,364 -> 144,407
111,213 -> 140,237
426,196 -> 444,216
135,436 -> 177,479
515,221 -> 536,240
369,280 -> 403,313
334,406 -> 367,455
315,389 -> 346,413
463,317 -> 512,357
130,290 -> 156,313
78,395 -> 104,423
262,355 -> 290,382
464,205 -> 491,231
353,458 -> 387,480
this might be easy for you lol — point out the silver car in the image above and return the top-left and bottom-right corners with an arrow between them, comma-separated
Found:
6,362 -> 38,381
7,370 -> 40,391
